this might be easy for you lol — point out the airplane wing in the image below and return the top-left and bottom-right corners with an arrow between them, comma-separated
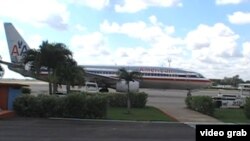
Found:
85,72 -> 119,88
0,60 -> 23,67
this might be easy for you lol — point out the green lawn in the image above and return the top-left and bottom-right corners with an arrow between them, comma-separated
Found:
214,108 -> 250,123
107,107 -> 175,122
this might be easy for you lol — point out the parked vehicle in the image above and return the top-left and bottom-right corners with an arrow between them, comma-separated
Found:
85,82 -> 99,93
213,94 -> 246,108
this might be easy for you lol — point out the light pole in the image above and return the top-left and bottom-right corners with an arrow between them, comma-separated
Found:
168,59 -> 171,67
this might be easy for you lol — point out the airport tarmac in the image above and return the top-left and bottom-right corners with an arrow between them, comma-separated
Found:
1,79 -> 243,123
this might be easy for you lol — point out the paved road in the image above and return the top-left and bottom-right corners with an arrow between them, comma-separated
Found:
0,118 -> 195,141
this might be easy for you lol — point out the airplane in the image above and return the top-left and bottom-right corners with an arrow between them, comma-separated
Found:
0,22 -> 212,94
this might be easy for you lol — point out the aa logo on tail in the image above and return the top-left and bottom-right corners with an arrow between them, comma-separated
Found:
11,41 -> 28,56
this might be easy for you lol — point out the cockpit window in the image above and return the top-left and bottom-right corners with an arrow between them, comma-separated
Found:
197,73 -> 205,78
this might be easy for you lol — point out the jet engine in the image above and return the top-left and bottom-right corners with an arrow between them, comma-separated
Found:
116,80 -> 139,93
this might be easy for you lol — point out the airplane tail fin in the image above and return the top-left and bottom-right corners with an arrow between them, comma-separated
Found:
4,23 -> 30,64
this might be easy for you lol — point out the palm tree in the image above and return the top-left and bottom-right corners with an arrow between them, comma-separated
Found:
22,40 -> 74,94
70,65 -> 85,90
56,58 -> 85,94
117,68 -> 142,114
40,41 -> 73,94
39,41 -> 54,94
22,49 -> 42,76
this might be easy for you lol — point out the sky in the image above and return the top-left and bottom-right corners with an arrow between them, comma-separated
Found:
0,0 -> 250,80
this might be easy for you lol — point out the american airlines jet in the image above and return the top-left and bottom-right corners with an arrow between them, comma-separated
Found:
0,23 -> 211,93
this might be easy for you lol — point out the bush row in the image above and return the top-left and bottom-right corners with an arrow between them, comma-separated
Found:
106,92 -> 148,108
185,96 -> 215,116
13,94 -> 107,119
186,96 -> 250,119
13,92 -> 148,118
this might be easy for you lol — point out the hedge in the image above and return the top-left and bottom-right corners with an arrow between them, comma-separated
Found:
244,97 -> 250,119
106,92 -> 148,108
13,92 -> 148,118
185,96 -> 192,109
185,96 -> 215,116
13,93 -> 107,119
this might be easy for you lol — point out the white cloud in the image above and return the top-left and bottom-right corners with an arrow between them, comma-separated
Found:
115,0 -> 182,13
115,0 -> 147,13
164,26 -> 175,35
70,32 -> 113,65
216,0 -> 245,5
101,20 -> 150,40
243,42 -> 250,58
74,24 -> 86,32
70,32 -> 104,51
185,23 -> 239,57
28,34 -> 43,49
72,17 -> 184,67
228,11 -> 250,24
149,15 -> 158,25
184,23 -> 247,79
0,0 -> 69,30
100,16 -> 176,42
100,17 -> 188,69
70,0 -> 110,10
101,20 -> 241,71
71,40 -> 152,66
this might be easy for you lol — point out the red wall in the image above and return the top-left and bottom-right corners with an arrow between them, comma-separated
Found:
0,86 -> 8,110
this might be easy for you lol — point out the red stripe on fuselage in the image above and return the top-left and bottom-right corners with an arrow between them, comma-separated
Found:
107,75 -> 211,83
142,77 -> 211,83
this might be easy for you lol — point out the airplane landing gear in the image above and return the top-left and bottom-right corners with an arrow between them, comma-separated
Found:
99,87 -> 109,92
187,89 -> 192,97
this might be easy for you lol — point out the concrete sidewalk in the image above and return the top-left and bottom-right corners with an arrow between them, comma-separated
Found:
144,89 -> 222,123
148,103 -> 221,123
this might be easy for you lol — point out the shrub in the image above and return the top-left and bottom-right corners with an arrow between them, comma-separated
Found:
13,93 -> 108,119
107,93 -> 127,107
21,87 -> 31,94
244,98 -> 250,119
13,94 -> 38,117
130,92 -> 148,108
36,95 -> 58,117
186,96 -> 215,116
52,96 -> 66,117
85,95 -> 107,118
62,93 -> 87,118
185,96 -> 192,109
107,92 -> 148,108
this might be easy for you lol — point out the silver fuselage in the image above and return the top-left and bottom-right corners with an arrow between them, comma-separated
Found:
83,65 -> 211,90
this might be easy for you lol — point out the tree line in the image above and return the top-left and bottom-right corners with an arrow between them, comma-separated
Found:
211,75 -> 245,87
